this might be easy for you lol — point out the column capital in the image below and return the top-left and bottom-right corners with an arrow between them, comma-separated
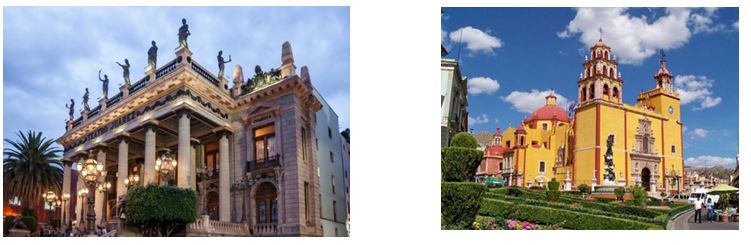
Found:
144,122 -> 160,133
191,138 -> 201,146
117,135 -> 131,144
215,128 -> 233,138
176,108 -> 193,119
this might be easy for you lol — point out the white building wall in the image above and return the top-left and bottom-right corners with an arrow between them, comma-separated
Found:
312,88 -> 348,236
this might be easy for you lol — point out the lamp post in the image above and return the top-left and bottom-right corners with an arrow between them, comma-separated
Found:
124,174 -> 140,189
76,150 -> 104,236
77,188 -> 88,229
42,191 -> 58,228
155,149 -> 177,185
97,182 -> 111,225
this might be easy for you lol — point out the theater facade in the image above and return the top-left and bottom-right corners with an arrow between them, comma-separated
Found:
57,27 -> 325,236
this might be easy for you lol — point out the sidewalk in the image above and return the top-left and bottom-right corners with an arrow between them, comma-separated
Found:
671,209 -> 739,230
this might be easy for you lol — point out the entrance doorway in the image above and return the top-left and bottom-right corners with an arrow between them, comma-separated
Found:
641,168 -> 651,190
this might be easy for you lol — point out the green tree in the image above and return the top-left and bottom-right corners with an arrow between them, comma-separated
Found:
450,132 -> 478,149
441,147 -> 483,182
577,184 -> 591,198
631,186 -> 647,207
614,187 -> 626,203
546,178 -> 561,201
124,185 -> 197,236
3,131 -> 63,209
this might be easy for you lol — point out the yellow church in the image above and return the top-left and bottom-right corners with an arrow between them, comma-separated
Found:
491,38 -> 685,194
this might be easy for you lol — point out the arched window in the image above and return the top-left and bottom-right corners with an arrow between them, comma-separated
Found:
609,68 -> 614,78
589,84 -> 595,99
603,84 -> 610,96
581,87 -> 587,102
613,87 -> 620,101
605,51 -> 609,60
255,182 -> 278,224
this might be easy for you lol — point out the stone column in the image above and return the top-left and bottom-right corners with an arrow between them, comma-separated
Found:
144,125 -> 157,185
219,132 -> 231,222
177,110 -> 191,188
62,160 -> 72,229
96,149 -> 106,225
117,137 -> 129,198
190,141 -> 198,190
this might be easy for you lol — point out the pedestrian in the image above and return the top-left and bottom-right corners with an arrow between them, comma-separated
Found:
693,198 -> 703,223
707,198 -> 715,223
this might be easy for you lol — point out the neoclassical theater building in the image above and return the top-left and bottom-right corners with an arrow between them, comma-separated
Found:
476,38 -> 685,194
56,22 -> 342,236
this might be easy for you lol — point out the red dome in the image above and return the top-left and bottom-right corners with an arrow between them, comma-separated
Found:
485,145 -> 509,156
594,38 -> 608,48
524,105 -> 571,123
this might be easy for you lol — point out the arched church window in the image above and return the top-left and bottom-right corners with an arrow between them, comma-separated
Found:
589,84 -> 595,99
613,87 -> 620,100
605,51 -> 609,60
603,84 -> 609,96
609,68 -> 614,78
642,135 -> 650,153
581,87 -> 586,102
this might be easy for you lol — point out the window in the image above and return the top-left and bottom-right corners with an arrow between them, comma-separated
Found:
9,196 -> 21,206
520,136 -> 525,146
205,142 -> 220,175
316,138 -> 319,151
671,145 -> 676,154
542,123 -> 548,131
255,182 -> 278,224
304,182 -> 310,223
531,140 -> 538,146
254,124 -> 276,161
506,141 -> 511,148
642,136 -> 650,153
330,151 -> 334,163
328,127 -> 332,139
333,200 -> 337,221
335,228 -> 339,237
543,142 -> 548,149
345,171 -> 348,178
332,175 -> 336,194
539,161 -> 546,173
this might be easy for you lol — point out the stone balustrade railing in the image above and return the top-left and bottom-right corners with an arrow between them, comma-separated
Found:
253,223 -> 278,236
186,215 -> 249,236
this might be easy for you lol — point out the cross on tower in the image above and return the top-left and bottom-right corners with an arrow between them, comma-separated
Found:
598,27 -> 603,40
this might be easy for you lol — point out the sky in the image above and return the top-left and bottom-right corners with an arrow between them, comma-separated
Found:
442,7 -> 739,168
3,7 -> 350,149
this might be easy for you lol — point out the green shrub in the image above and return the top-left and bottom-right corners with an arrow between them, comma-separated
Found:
577,184 -> 591,197
507,187 -> 523,197
614,187 -> 626,202
479,199 -> 662,230
547,178 -> 560,191
21,216 -> 37,232
22,208 -> 36,218
631,186 -> 647,207
667,204 -> 693,218
450,132 -> 478,148
441,147 -> 483,182
593,197 -> 613,203
441,182 -> 487,229
545,179 -> 561,202
124,184 -> 197,236
3,216 -> 12,235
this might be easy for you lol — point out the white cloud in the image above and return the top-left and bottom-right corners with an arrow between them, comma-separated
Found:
674,75 -> 722,110
468,113 -> 489,126
689,128 -> 708,138
733,21 -> 739,30
558,8 -> 725,64
685,155 -> 735,167
467,77 -> 500,95
449,26 -> 502,55
502,89 -> 571,114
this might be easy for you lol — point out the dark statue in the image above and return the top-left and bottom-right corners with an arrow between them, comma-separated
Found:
116,58 -> 131,85
83,88 -> 90,111
177,18 -> 191,49
603,135 -> 616,183
217,50 -> 232,78
65,98 -> 75,120
98,70 -> 109,99
242,65 -> 282,95
148,40 -> 158,70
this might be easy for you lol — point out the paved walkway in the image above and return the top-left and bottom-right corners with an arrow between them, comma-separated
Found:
671,208 -> 739,230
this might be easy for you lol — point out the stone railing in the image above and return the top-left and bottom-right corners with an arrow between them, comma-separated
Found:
186,215 -> 249,236
246,154 -> 281,172
191,62 -> 220,87
253,223 -> 278,237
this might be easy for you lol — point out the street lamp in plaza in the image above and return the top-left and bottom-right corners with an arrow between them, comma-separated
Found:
124,174 -> 140,189
97,182 -> 112,225
77,188 -> 89,227
155,149 -> 177,185
42,191 -> 59,227
76,150 -> 105,236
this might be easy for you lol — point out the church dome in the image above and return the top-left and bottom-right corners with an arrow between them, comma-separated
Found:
485,145 -> 509,156
523,94 -> 571,123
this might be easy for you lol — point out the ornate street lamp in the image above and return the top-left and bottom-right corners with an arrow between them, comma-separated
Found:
76,150 -> 104,236
124,174 -> 140,188
43,191 -> 59,228
97,182 -> 111,225
155,149 -> 177,185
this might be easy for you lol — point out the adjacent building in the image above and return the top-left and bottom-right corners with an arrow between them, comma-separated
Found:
475,38 -> 685,194
313,89 -> 348,236
441,45 -> 469,147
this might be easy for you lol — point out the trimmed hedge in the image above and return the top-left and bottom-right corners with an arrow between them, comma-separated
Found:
441,182 -> 487,229
484,192 -> 665,226
668,204 -> 693,218
450,132 -> 478,148
125,185 -> 197,236
441,147 -> 483,182
480,198 -> 663,230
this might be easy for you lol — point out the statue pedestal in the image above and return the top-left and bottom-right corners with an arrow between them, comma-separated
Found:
219,77 -> 228,90
145,66 -> 156,81
563,178 -> 572,191
99,98 -> 108,111
618,179 -> 627,187
594,180 -> 618,193
83,109 -> 90,122
67,119 -> 73,130
175,46 -> 193,62
120,83 -> 131,97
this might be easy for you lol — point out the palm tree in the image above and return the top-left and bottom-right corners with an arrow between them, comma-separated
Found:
3,130 -> 63,209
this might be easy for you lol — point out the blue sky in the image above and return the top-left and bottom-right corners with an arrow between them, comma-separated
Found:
442,7 -> 738,168
3,7 -> 350,147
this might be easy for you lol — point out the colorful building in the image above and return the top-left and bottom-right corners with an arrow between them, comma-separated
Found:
441,45 -> 469,147
476,38 -> 685,194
